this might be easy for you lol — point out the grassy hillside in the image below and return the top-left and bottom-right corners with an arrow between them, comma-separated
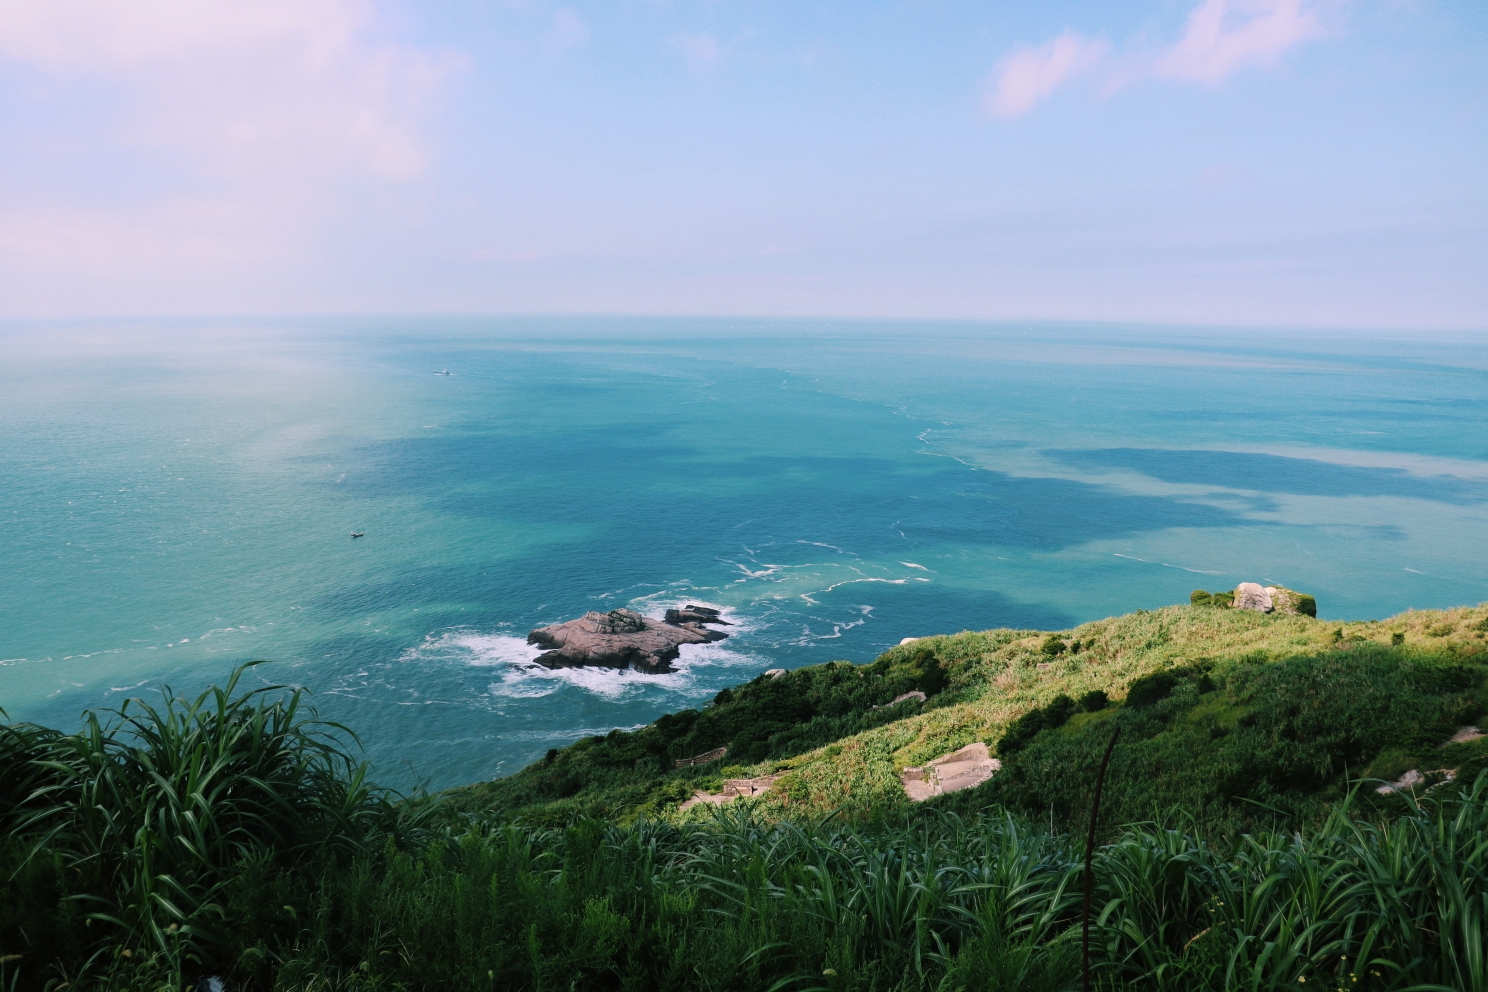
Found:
454,600 -> 1488,835
5,613 -> 1487,991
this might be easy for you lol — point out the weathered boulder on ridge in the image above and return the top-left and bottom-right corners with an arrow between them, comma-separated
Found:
1233,582 -> 1274,613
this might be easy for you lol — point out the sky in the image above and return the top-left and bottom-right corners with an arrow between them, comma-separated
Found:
0,0 -> 1484,328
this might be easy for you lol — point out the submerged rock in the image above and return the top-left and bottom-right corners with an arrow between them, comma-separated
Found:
666,605 -> 731,625
527,606 -> 728,674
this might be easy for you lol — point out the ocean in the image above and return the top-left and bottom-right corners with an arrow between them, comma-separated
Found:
3,317 -> 1487,790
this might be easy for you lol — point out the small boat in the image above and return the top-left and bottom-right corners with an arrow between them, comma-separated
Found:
433,369 -> 452,376
350,531 -> 365,538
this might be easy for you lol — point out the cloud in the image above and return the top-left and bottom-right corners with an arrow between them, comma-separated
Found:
0,0 -> 461,310
552,7 -> 589,48
1156,0 -> 1324,84
670,33 -> 722,70
985,0 -> 1326,119
985,31 -> 1110,118
0,0 -> 461,181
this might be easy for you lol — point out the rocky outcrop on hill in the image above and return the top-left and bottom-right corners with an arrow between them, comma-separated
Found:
527,606 -> 729,674
1193,585 -> 1317,617
1233,582 -> 1273,612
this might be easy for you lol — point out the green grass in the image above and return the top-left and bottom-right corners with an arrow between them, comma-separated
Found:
454,602 -> 1488,837
0,663 -> 431,986
450,645 -> 952,825
6,737 -> 1487,990
5,601 -> 1488,991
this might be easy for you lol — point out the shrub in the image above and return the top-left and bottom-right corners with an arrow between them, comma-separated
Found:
1040,636 -> 1067,657
998,708 -> 1047,755
1126,670 -> 1180,709
1393,632 -> 1406,646
1190,590 -> 1212,605
1295,594 -> 1317,618
1079,690 -> 1109,712
0,663 -> 411,977
1043,695 -> 1076,729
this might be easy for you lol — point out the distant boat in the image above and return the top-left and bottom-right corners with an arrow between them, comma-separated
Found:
350,531 -> 365,538
433,369 -> 452,376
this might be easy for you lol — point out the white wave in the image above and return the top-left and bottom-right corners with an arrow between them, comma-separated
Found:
498,725 -> 651,743
722,558 -> 781,580
1112,552 -> 1221,575
787,605 -> 874,644
61,647 -> 127,660
400,624 -> 762,703
106,679 -> 152,695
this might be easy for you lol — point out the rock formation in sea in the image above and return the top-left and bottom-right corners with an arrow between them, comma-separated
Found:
527,606 -> 729,674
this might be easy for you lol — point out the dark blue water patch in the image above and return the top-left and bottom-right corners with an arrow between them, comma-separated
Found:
1047,449 -> 1488,504
340,427 -> 1255,553
895,471 -> 1250,550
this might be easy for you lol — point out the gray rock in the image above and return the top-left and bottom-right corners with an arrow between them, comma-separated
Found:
666,604 -> 731,625
1232,582 -> 1274,613
527,607 -> 728,674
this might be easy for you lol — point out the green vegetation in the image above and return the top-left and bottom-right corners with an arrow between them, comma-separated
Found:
3,682 -> 1486,991
452,644 -> 951,824
5,602 -> 1488,990
1191,588 -> 1236,608
459,601 -> 1488,837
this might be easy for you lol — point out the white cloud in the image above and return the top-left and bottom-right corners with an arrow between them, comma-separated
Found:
552,8 -> 589,48
986,0 -> 1327,119
670,33 -> 722,70
985,32 -> 1110,118
0,0 -> 461,311
1157,0 -> 1324,84
0,0 -> 460,181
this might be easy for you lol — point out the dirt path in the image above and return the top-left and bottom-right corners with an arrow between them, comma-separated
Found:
901,743 -> 1000,801
679,774 -> 784,812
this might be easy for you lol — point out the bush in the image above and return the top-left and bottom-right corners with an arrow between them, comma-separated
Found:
1125,670 -> 1180,709
1040,636 -> 1067,657
1079,690 -> 1109,712
1190,590 -> 1212,606
1295,594 -> 1318,618
998,708 -> 1047,755
0,664 -> 414,983
1043,694 -> 1076,729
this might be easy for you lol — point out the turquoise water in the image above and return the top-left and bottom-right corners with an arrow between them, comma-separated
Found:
3,318 -> 1487,789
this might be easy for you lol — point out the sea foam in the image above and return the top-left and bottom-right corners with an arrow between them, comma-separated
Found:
401,602 -> 763,702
